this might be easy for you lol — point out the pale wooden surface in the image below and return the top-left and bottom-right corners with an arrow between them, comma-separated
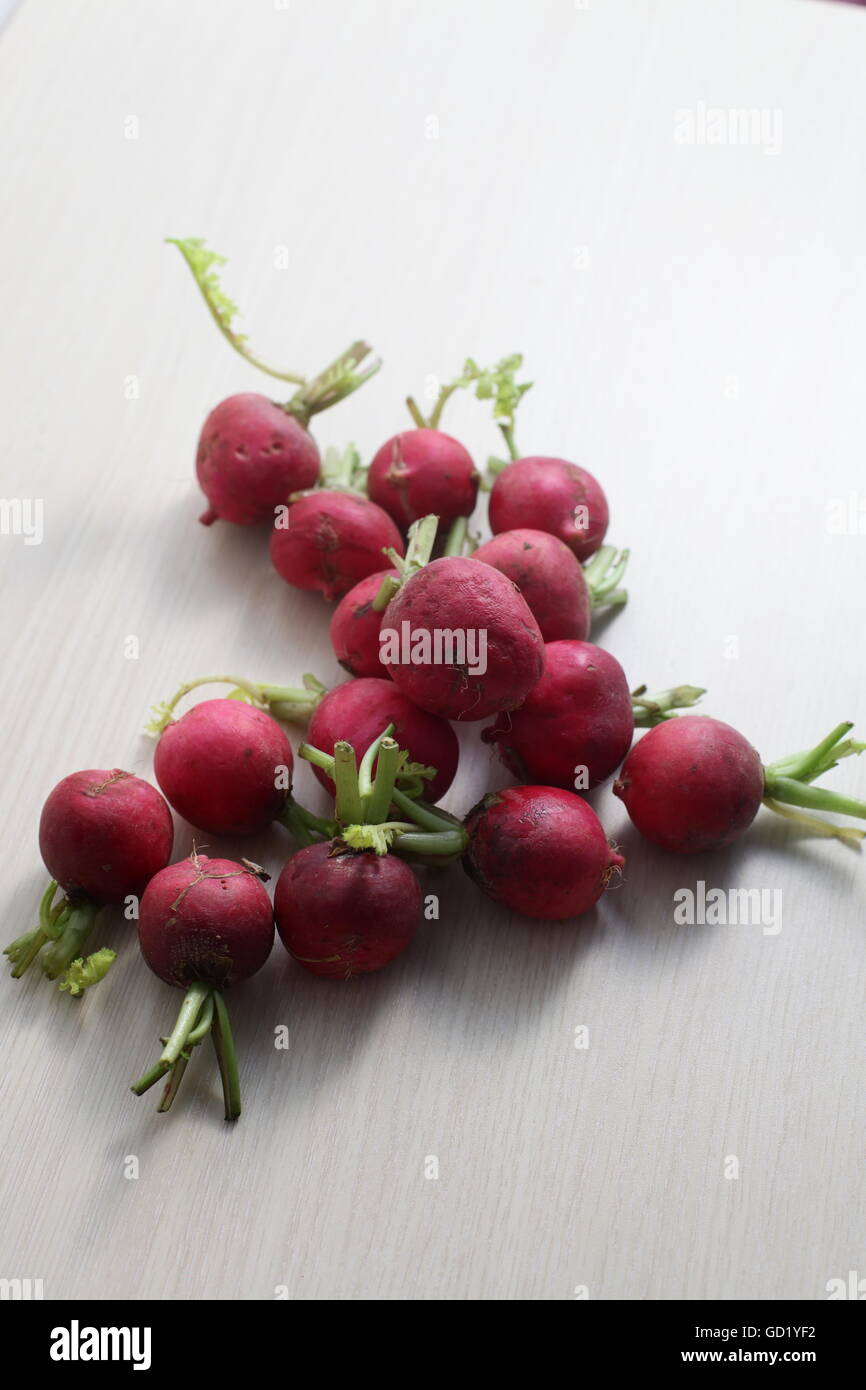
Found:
1,0 -> 865,1302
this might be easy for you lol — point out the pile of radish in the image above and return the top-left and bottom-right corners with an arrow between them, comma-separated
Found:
9,240 -> 866,1120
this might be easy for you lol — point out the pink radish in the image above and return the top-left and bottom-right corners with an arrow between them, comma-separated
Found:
275,728 -> 467,978
442,354 -> 609,560
270,490 -> 404,601
473,530 -> 629,641
330,568 -> 400,678
307,677 -> 459,803
274,842 -> 421,979
614,717 -> 866,853
131,854 -> 274,1118
489,456 -> 609,562
463,786 -> 624,920
150,696 -> 331,843
380,555 -> 545,720
196,393 -> 320,526
169,238 -> 380,527
5,769 -> 173,994
367,429 -> 478,531
483,641 -> 704,790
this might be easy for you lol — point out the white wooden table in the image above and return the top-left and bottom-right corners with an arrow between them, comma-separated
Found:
1,0 -> 865,1301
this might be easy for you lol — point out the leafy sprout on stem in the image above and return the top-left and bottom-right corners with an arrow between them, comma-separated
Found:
404,354 -> 532,463
168,238 -> 381,422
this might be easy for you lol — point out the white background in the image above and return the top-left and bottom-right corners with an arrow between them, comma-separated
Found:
1,0 -> 864,1301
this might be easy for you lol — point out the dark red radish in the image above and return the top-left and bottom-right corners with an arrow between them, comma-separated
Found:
139,855 -> 274,988
484,642 -> 633,789
482,642 -> 703,791
614,717 -> 866,853
489,456 -> 609,562
277,727 -> 467,975
154,699 -> 294,836
307,678 -> 459,803
196,393 -> 320,526
380,556 -> 545,721
131,854 -> 274,1119
463,786 -> 624,920
270,490 -> 404,601
274,842 -> 421,979
329,568 -> 400,678
474,529 -> 590,641
367,429 -> 479,531
5,770 -> 173,994
473,530 -> 629,642
170,237 -> 379,528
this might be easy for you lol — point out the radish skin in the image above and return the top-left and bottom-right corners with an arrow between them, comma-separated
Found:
196,393 -> 320,526
138,855 -> 274,988
473,529 -> 592,641
368,429 -> 478,531
330,568 -> 400,678
381,556 -> 545,720
483,641 -> 634,789
154,699 -> 293,836
307,678 -> 459,802
489,456 -> 609,562
270,490 -> 404,601
463,786 -> 624,920
132,854 -> 274,1119
274,841 -> 421,978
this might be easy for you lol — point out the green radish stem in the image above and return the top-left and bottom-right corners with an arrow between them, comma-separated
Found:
631,685 -> 706,727
333,742 -> 364,825
363,739 -> 402,824
167,238 -> 380,416
405,356 -> 530,465
146,672 -> 327,735
372,513 -> 440,611
286,343 -> 380,429
761,723 -> 866,842
299,729 -> 466,859
211,992 -> 241,1122
131,982 -> 215,1104
583,545 -> 630,609
5,881 -> 109,993
442,517 -> 469,557
319,443 -> 366,493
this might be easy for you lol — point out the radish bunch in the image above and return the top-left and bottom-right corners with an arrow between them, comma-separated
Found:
11,242 -> 866,1133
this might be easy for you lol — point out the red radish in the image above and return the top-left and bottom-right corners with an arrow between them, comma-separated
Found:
154,699 -> 294,836
436,355 -> 609,560
131,854 -> 274,1118
367,429 -> 479,531
483,642 -> 634,789
330,567 -> 400,678
489,456 -> 609,562
270,490 -> 404,601
5,769 -> 173,993
482,642 -> 703,791
307,678 -> 459,802
380,555 -> 545,720
474,529 -> 591,641
170,238 -> 379,528
274,729 -> 469,978
196,393 -> 320,526
614,717 -> 866,853
139,855 -> 274,987
274,842 -> 421,978
463,786 -> 624,920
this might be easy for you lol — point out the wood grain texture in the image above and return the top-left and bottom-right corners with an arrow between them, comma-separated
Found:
1,0 -> 864,1301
